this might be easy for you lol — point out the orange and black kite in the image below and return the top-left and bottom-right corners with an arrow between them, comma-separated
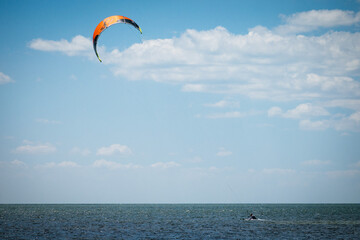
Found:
93,15 -> 142,62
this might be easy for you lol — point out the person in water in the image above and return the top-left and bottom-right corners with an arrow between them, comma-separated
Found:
249,213 -> 257,220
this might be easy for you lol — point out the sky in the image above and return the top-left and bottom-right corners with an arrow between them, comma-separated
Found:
0,0 -> 360,203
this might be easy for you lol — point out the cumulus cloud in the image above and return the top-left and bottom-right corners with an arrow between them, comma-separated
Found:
29,11 -> 360,103
283,103 -> 330,119
269,104 -> 329,119
35,161 -> 79,169
14,142 -> 56,154
93,159 -> 141,170
268,106 -> 283,117
323,99 -> 360,111
349,112 -> 360,122
269,103 -> 360,131
204,109 -> 260,119
0,72 -> 14,84
96,144 -> 132,156
204,100 -> 240,108
105,26 -> 360,101
206,111 -> 246,119
151,161 -> 181,169
29,9 -> 360,132
299,113 -> 360,132
303,74 -> 360,95
300,119 -> 330,131
11,159 -> 26,167
58,161 -> 79,168
276,9 -> 360,34
269,102 -> 356,120
29,35 -> 93,58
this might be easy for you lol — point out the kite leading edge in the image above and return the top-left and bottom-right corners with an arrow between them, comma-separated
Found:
92,15 -> 142,62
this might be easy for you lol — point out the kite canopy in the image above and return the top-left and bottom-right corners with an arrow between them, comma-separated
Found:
92,15 -> 142,62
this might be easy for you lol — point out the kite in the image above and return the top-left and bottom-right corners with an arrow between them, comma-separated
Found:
93,15 -> 142,62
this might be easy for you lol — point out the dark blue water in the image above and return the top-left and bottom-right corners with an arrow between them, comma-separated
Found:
1,204 -> 359,239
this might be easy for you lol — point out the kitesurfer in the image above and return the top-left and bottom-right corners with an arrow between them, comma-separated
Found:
249,213 -> 257,220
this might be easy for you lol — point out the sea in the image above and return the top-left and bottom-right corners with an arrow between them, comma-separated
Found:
1,204 -> 359,239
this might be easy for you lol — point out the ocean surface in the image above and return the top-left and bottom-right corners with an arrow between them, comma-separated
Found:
1,204 -> 359,239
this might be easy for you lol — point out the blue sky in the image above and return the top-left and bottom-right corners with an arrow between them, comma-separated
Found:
1,0 -> 360,203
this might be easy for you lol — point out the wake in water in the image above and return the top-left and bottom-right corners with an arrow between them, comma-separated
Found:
244,217 -> 266,221
244,213 -> 267,221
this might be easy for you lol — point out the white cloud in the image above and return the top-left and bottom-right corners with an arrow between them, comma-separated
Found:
299,113 -> 360,132
29,35 -> 93,57
93,159 -> 141,170
35,161 -> 79,169
30,14 -> 360,103
151,161 -> 181,169
204,100 -> 240,108
333,113 -> 360,131
29,10 -> 360,133
217,147 -> 232,157
58,161 -> 79,168
206,111 -> 246,119
302,159 -> 331,166
182,84 -> 208,92
96,144 -> 132,156
299,119 -> 330,131
0,72 -> 14,84
327,169 -> 360,178
303,74 -> 360,95
204,109 -> 260,119
349,112 -> 360,122
283,103 -> 329,119
268,106 -> 283,117
103,26 -> 360,102
276,9 -> 360,34
268,102 -> 360,132
262,168 -> 296,174
93,159 -> 115,168
11,159 -> 26,167
269,103 -> 329,119
35,118 -> 62,124
15,142 -> 56,154
323,99 -> 360,111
